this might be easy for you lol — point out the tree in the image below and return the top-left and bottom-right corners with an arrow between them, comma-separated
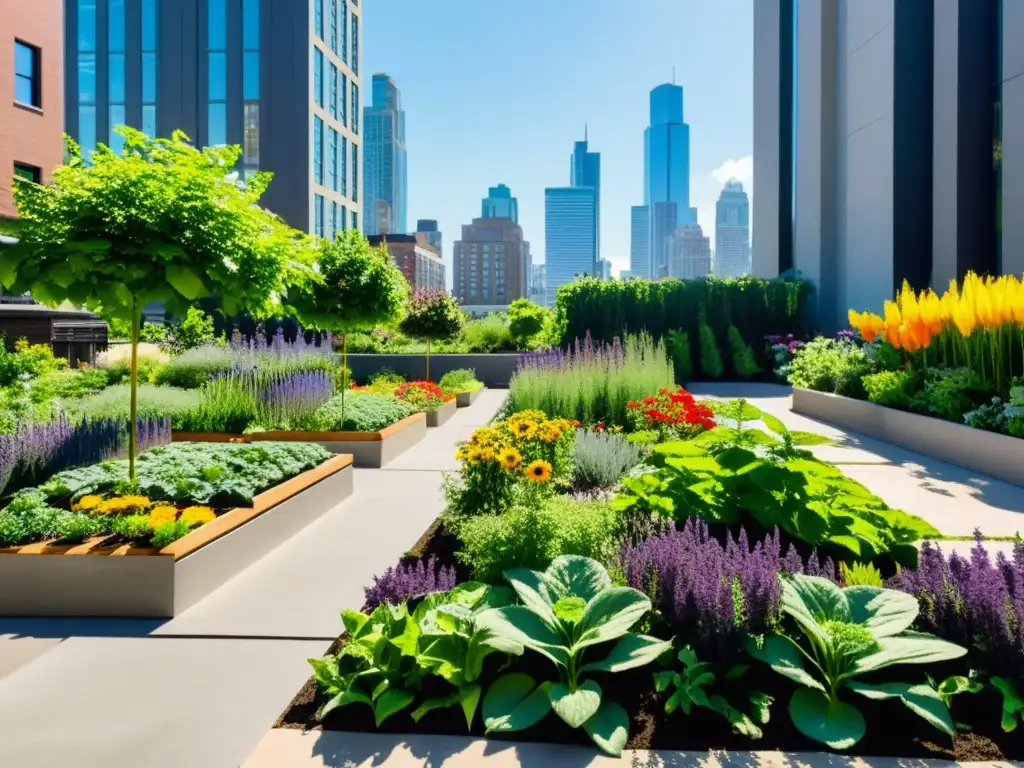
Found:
292,229 -> 408,420
507,297 -> 550,350
164,306 -> 216,353
4,128 -> 316,480
399,289 -> 464,381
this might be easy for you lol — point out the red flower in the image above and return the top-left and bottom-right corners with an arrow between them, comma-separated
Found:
627,401 -> 639,410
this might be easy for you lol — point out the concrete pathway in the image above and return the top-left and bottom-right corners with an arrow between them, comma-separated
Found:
0,389 -> 507,768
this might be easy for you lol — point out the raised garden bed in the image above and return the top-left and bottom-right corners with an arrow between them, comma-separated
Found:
347,353 -> 519,388
791,387 -> 1024,486
455,387 -> 484,408
172,412 -> 427,468
426,398 -> 457,427
0,453 -> 354,617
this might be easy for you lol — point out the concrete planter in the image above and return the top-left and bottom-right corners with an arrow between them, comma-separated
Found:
455,387 -> 484,408
0,454 -> 354,618
172,412 -> 427,469
426,398 -> 457,427
791,387 -> 1024,486
346,353 -> 518,388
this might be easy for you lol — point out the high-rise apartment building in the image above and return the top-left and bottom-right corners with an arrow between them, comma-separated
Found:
1,0 -> 63,220
570,134 -> 601,264
630,83 -> 692,278
415,219 -> 442,260
363,73 -> 406,236
544,186 -> 597,307
753,0 -> 1024,329
481,184 -> 518,223
452,217 -> 529,306
63,0 -> 362,238
714,179 -> 750,278
529,263 -> 547,307
367,234 -> 444,294
668,224 -> 711,280
597,259 -> 613,280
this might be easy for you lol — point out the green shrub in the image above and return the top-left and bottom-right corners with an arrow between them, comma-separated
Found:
727,325 -> 759,379
368,369 -> 405,386
667,329 -> 692,382
460,313 -> 513,352
787,337 -> 872,397
625,429 -> 659,446
862,369 -> 920,408
176,374 -> 259,433
310,391 -> 418,431
456,496 -> 619,583
153,344 -> 236,388
0,337 -> 66,386
0,489 -> 72,547
438,368 -> 483,394
572,428 -> 642,489
507,298 -> 550,349
34,369 -> 111,402
909,367 -> 990,422
70,384 -> 201,422
698,316 -> 724,379
162,307 -> 216,353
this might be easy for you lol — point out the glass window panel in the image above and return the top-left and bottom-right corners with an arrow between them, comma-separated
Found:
78,53 -> 96,104
313,117 -> 323,185
339,72 -> 347,126
315,194 -> 325,236
208,0 -> 226,49
142,0 -> 157,51
109,53 -> 125,103
208,52 -> 226,101
78,0 -> 97,52
351,82 -> 358,134
14,76 -> 33,107
14,42 -> 34,77
327,128 -> 337,191
110,105 -> 126,152
79,105 -> 97,156
351,210 -> 357,231
314,0 -> 323,39
351,144 -> 358,202
331,201 -> 337,239
243,0 -> 260,49
340,136 -> 347,196
244,103 -> 260,166
329,63 -> 337,119
351,15 -> 358,74
329,0 -> 337,54
314,49 -> 323,106
14,164 -> 41,184
142,53 -> 157,103
208,102 -> 227,146
142,104 -> 157,138
243,51 -> 259,100
14,43 -> 39,107
109,0 -> 126,52
340,1 -> 347,63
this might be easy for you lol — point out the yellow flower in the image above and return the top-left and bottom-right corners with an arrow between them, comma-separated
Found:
523,459 -> 553,483
508,420 -> 538,440
478,447 -> 497,463
455,444 -> 470,461
465,447 -> 483,464
510,410 -> 546,422
180,506 -> 216,527
538,423 -> 562,442
470,426 -> 499,447
148,506 -> 178,527
95,495 -> 151,515
74,494 -> 104,512
498,447 -> 522,471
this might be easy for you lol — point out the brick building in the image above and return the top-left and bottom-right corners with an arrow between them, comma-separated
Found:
367,234 -> 445,294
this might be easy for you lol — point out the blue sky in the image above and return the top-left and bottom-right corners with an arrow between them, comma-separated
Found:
362,0 -> 753,279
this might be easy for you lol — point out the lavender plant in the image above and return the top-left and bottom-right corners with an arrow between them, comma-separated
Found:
257,370 -> 334,430
363,555 -> 458,611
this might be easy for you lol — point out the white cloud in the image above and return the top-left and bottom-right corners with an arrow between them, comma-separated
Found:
711,155 -> 753,188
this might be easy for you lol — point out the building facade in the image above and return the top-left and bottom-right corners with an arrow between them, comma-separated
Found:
63,0 -> 362,237
529,262 -> 547,307
569,134 -> 601,265
415,218 -> 442,260
452,217 -> 529,306
544,186 -> 597,307
629,205 -> 651,278
597,258 -> 613,280
1,0 -> 64,219
714,178 -> 751,278
668,224 -> 711,280
367,234 -> 444,294
363,73 -> 406,235
753,0 -> 1014,330
481,183 -> 518,223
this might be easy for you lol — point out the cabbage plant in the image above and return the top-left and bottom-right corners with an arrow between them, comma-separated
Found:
746,574 -> 967,750
477,556 -> 672,756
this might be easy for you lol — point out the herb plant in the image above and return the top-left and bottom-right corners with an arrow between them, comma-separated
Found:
438,369 -> 484,395
571,428 -> 642,489
309,391 -> 418,432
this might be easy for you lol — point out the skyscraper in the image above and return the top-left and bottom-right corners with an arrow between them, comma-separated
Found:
714,179 -> 751,278
570,133 -> 601,264
63,0 -> 363,238
668,224 -> 711,279
629,205 -> 651,278
544,187 -> 597,307
481,184 -> 519,223
529,263 -> 547,307
363,73 -> 407,235
630,82 -> 692,277
452,217 -> 529,306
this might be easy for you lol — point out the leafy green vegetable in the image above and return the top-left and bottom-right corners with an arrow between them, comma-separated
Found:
992,676 -> 1024,732
309,391 -> 418,432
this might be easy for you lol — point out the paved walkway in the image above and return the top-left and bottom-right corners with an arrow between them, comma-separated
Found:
0,388 -> 508,768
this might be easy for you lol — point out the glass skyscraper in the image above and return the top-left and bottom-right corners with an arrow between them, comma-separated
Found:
481,184 -> 518,223
714,179 -> 751,278
544,187 -> 597,308
570,135 -> 601,263
363,73 -> 407,235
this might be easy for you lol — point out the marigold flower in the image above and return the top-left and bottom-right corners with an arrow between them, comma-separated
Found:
523,459 -> 553,483
95,495 -> 151,515
180,506 -> 216,527
74,494 -> 104,512
147,506 -> 178,527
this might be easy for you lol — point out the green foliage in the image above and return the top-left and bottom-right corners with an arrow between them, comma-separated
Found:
175,374 -> 259,433
727,325 -> 760,379
787,337 -> 872,397
507,298 -> 550,349
613,441 -> 939,565
862,369 -> 921,408
477,556 -> 672,756
438,369 -> 483,395
551,277 -> 813,371
456,497 -> 620,583
153,344 -> 236,388
460,313 -> 513,352
909,367 -> 990,422
163,307 -> 216,353
746,575 -> 966,750
839,561 -> 884,587
38,441 -> 331,507
928,674 -> 981,709
653,646 -> 771,738
138,323 -> 168,344
991,676 -> 1024,732
399,290 -> 465,342
667,329 -> 693,382
625,430 -> 659,447
309,391 -> 418,432
698,316 -> 724,379
69,384 -> 201,422
571,429 -> 642,489
150,519 -> 194,549
0,337 -> 66,386
0,489 -> 76,547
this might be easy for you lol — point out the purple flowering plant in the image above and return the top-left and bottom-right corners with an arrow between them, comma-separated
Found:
363,555 -> 458,611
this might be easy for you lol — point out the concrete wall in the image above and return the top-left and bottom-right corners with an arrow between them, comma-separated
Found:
346,354 -> 518,388
1004,1 -> 1024,276
751,0 -> 783,279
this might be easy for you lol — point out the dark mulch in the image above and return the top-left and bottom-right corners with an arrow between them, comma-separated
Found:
276,522 -> 1024,760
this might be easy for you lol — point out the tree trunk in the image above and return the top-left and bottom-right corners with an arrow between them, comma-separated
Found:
129,298 -> 141,483
426,336 -> 431,381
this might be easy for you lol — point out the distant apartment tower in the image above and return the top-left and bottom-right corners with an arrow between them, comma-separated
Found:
452,217 -> 529,306
63,0 -> 362,238
714,179 -> 750,278
481,184 -> 518,223
415,218 -> 442,258
363,73 -> 407,235
529,263 -> 547,307
1,0 -> 63,219
544,187 -> 597,307
597,259 -> 613,280
668,224 -> 711,280
368,234 -> 444,293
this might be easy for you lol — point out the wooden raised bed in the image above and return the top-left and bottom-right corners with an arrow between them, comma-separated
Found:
455,387 -> 484,408
173,412 -> 427,468
791,387 -> 1024,487
426,398 -> 457,427
0,454 -> 355,617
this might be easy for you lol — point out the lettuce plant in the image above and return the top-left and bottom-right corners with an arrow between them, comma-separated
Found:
477,556 -> 672,756
746,574 -> 967,750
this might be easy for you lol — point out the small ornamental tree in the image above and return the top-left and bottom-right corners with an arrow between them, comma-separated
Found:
399,289 -> 464,381
292,229 -> 408,422
507,297 -> 550,350
4,128 -> 317,480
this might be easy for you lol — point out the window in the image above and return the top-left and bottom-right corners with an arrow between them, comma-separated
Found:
314,48 -> 323,106
208,103 -> 226,146
243,53 -> 259,101
351,82 -> 359,134
327,128 -> 337,191
331,201 -> 338,239
208,52 -> 226,101
208,0 -> 227,147
14,164 -> 41,184
109,104 -> 126,152
78,0 -> 97,52
315,0 -> 323,39
242,0 -> 260,174
244,104 -> 260,165
351,144 -> 358,202
315,194 -> 325,236
339,203 -> 347,232
142,0 -> 158,137
329,0 -> 337,54
109,0 -> 125,51
243,0 -> 259,49
340,1 -> 348,64
329,63 -> 338,119
14,41 -> 40,108
209,0 -> 226,49
79,105 -> 97,156
339,72 -> 347,127
313,117 -> 323,185
142,0 -> 157,51
351,15 -> 359,74
340,136 -> 348,196
351,210 -> 357,230
143,105 -> 156,139
109,54 -> 125,103
78,53 -> 97,103
142,54 -> 157,103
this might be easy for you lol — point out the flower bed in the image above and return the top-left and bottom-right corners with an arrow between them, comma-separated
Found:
0,442 -> 354,617
439,369 -> 485,408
